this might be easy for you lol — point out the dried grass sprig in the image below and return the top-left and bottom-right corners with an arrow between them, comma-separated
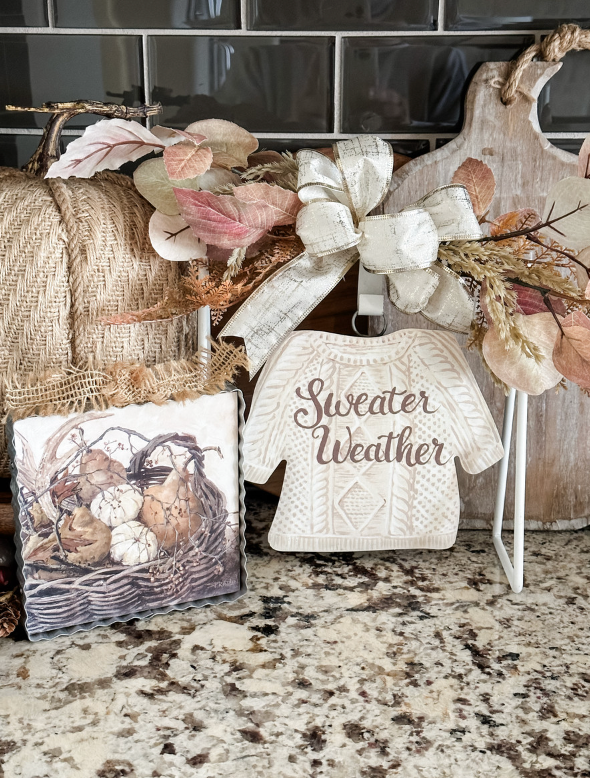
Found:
222,247 -> 247,280
241,151 -> 299,191
444,239 -> 587,303
439,241 -> 542,361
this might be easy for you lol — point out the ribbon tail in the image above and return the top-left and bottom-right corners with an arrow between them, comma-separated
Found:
420,264 -> 475,334
220,248 -> 358,378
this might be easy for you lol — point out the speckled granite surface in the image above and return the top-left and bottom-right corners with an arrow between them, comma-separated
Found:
1,494 -> 590,778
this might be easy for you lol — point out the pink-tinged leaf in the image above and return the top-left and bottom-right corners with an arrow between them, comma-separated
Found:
233,182 -> 302,226
174,189 -> 275,248
45,119 -> 165,179
151,125 -> 206,146
553,310 -> 590,389
513,286 -> 546,315
164,142 -> 213,180
134,157 -> 202,215
149,211 -> 206,262
548,297 -> 566,316
482,312 -> 563,395
490,208 -> 540,237
563,310 -> 590,331
451,157 -> 496,216
514,285 -> 566,316
578,135 -> 590,179
184,119 -> 258,169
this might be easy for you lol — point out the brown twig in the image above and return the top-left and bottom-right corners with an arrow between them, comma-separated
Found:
526,233 -> 590,278
544,295 -> 566,336
504,277 -> 588,305
6,100 -> 162,176
6,101 -> 161,117
165,225 -> 190,241
480,201 -> 588,243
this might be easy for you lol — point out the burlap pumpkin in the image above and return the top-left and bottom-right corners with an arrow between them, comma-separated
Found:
0,166 -> 197,475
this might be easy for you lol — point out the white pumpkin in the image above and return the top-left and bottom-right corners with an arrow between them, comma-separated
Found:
110,520 -> 158,566
90,483 -> 144,527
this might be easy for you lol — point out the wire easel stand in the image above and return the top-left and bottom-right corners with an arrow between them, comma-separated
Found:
493,388 -> 527,593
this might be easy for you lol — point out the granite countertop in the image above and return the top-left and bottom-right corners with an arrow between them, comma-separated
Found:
1,494 -> 589,778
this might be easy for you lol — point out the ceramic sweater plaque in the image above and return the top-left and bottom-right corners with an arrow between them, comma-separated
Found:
243,330 -> 503,551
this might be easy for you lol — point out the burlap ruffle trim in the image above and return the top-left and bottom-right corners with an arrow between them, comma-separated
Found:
4,340 -> 249,421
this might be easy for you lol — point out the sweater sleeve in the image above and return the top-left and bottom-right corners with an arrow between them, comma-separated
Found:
440,336 -> 504,473
417,332 -> 504,474
242,334 -> 302,484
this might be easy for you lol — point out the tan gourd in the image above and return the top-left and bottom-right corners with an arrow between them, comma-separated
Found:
77,448 -> 127,504
59,506 -> 112,566
140,467 -> 203,551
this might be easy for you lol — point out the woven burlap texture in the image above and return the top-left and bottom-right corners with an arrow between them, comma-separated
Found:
4,341 -> 249,421
0,167 -> 198,475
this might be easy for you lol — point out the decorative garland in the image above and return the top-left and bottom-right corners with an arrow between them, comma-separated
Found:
38,102 -> 590,396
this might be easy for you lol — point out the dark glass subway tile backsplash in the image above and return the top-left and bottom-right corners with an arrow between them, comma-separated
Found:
551,138 -> 584,154
0,34 -> 143,128
250,0 -> 437,31
0,1 -> 588,148
538,51 -> 590,132
447,0 -> 590,31
259,138 -> 430,158
151,36 -> 334,132
342,36 -> 533,133
54,0 -> 239,29
1,0 -> 47,26
0,134 -> 40,167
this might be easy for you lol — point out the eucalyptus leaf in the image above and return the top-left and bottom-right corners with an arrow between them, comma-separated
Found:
149,211 -> 206,262
540,177 -> 590,251
133,158 -> 201,216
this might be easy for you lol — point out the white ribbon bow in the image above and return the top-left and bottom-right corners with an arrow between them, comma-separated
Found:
222,136 -> 482,377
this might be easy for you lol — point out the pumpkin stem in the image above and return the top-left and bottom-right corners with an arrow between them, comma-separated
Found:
5,100 -> 162,176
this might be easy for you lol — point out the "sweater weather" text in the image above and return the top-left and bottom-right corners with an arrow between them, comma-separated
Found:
293,378 -> 450,467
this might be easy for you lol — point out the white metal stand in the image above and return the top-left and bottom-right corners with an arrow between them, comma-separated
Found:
493,388 -> 527,593
197,262 -> 211,356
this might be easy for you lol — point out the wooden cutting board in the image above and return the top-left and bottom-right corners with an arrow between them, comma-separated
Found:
383,61 -> 586,528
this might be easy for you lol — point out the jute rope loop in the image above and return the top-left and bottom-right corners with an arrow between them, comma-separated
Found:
501,23 -> 590,106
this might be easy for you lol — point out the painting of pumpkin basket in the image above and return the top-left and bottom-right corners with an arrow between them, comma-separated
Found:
7,390 -> 246,640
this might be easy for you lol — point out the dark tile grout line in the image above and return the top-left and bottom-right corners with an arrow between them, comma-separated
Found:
0,27 -> 561,35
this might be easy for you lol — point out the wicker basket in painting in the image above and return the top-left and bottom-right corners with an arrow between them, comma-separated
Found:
9,390 -> 246,640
